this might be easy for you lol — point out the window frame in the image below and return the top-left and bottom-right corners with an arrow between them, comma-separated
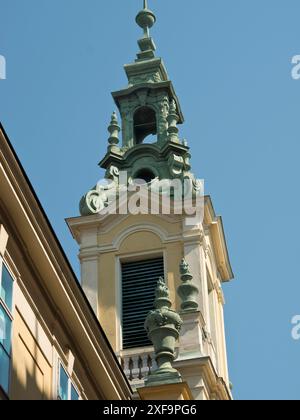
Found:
0,257 -> 14,398
57,362 -> 81,401
0,263 -> 14,312
116,250 -> 168,354
119,252 -> 166,351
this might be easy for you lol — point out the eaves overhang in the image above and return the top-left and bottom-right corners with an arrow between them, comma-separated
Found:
0,122 -> 133,400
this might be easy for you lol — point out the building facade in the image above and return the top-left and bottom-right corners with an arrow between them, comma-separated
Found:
0,124 -> 132,400
67,2 -> 234,400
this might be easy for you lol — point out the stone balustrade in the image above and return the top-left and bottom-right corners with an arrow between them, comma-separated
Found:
118,347 -> 158,388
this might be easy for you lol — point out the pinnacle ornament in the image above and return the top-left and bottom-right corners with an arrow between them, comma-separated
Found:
107,111 -> 120,151
167,99 -> 180,143
177,259 -> 199,312
144,278 -> 183,386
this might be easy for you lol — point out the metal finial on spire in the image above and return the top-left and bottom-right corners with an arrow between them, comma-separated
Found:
136,1 -> 156,38
135,1 -> 157,60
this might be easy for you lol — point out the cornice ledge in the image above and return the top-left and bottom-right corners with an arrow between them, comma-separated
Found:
174,356 -> 232,400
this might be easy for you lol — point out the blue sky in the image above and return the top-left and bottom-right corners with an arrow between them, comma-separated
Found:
1,0 -> 300,400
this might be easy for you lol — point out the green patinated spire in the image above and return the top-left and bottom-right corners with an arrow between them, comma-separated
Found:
136,0 -> 157,60
79,3 -> 201,216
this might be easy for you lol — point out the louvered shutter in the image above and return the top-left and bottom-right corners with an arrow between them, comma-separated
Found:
122,257 -> 164,349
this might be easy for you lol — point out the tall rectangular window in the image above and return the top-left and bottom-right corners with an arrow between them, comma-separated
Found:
71,384 -> 79,401
58,364 -> 80,401
58,365 -> 69,401
0,262 -> 13,396
0,265 -> 13,311
121,257 -> 164,349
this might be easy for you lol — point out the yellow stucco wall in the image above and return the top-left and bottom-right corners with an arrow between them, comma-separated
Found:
1,227 -> 100,400
11,310 -> 52,400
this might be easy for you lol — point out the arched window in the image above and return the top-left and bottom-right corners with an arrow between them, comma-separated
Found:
133,106 -> 157,144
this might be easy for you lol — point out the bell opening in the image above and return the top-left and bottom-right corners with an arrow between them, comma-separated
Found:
133,106 -> 157,144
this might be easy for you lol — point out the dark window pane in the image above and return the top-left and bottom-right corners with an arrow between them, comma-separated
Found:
59,366 -> 69,400
0,345 -> 10,394
1,265 -> 13,311
0,305 -> 11,354
71,385 -> 79,401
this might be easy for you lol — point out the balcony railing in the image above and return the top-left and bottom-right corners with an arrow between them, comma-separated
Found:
118,347 -> 158,388
118,325 -> 219,387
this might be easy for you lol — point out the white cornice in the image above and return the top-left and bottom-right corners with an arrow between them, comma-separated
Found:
204,196 -> 234,282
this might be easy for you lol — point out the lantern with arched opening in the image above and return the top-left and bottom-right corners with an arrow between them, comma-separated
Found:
133,106 -> 157,145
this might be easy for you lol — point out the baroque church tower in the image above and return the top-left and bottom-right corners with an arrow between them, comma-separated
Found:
67,1 -> 234,400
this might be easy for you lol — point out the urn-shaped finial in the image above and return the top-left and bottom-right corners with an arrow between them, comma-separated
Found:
107,111 -> 120,151
144,278 -> 183,387
177,259 -> 199,312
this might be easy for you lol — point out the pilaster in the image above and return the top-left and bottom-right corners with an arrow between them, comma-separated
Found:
78,229 -> 99,315
0,224 -> 9,257
177,311 -> 205,359
182,226 -> 210,329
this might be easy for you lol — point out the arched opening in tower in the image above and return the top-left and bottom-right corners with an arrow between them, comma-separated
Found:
134,168 -> 156,184
133,106 -> 157,144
